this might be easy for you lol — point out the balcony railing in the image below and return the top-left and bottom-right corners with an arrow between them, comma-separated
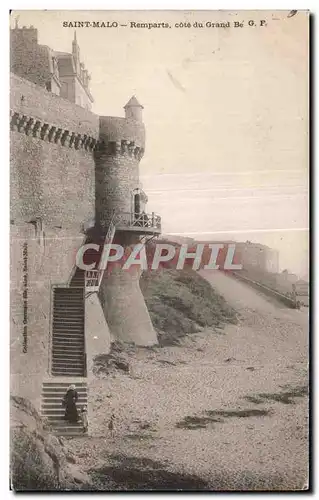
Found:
85,211 -> 161,293
113,211 -> 161,233
85,269 -> 102,292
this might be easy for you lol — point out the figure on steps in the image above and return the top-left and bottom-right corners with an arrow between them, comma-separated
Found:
62,384 -> 78,423
81,405 -> 88,433
108,413 -> 115,437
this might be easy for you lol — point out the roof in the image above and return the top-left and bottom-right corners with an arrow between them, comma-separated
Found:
124,95 -> 144,109
55,52 -> 76,76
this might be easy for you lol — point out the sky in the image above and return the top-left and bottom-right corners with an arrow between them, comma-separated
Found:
11,10 -> 309,277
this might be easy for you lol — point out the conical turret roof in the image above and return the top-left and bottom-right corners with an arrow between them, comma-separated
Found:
124,95 -> 144,109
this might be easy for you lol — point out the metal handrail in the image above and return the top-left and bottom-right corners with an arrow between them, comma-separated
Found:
84,211 -> 161,291
85,215 -> 116,291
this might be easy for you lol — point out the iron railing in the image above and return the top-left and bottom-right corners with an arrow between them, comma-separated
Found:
114,211 -> 161,231
84,211 -> 161,292
85,215 -> 116,292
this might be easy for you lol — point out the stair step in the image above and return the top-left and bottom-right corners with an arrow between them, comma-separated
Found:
54,291 -> 84,305
42,390 -> 87,394
53,323 -> 84,328
53,325 -> 84,329
51,366 -> 84,371
53,318 -> 84,322
52,428 -> 86,433
43,394 -> 87,399
54,295 -> 83,298
53,323 -> 83,327
52,339 -> 84,343
52,372 -> 85,376
42,393 -> 87,398
54,296 -> 83,300
53,316 -> 84,321
47,421 -> 84,428
52,352 -> 84,357
54,292 -> 83,296
52,342 -> 83,346
42,389 -> 86,394
53,318 -> 84,323
55,288 -> 83,293
52,355 -> 84,360
52,352 -> 84,358
50,373 -> 85,376
52,365 -> 84,371
52,363 -> 84,367
52,340 -> 83,344
53,326 -> 84,330
53,327 -> 84,331
42,386 -> 87,392
52,359 -> 84,364
53,301 -> 83,305
53,314 -> 84,319
52,356 -> 84,361
53,338 -> 83,341
53,309 -> 83,313
52,348 -> 84,352
53,332 -> 84,338
52,347 -> 84,351
43,410 -> 86,416
52,339 -> 84,344
42,382 -> 86,387
53,303 -> 83,307
52,338 -> 83,342
42,402 -> 87,409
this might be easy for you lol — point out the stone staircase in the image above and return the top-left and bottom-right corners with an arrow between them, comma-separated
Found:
41,381 -> 87,436
70,267 -> 85,288
51,287 -> 85,377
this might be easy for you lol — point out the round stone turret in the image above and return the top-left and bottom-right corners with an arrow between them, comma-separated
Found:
95,99 -> 146,231
124,95 -> 144,122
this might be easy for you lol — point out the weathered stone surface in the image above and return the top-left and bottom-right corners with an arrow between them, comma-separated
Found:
10,396 -> 91,491
99,267 -> 158,346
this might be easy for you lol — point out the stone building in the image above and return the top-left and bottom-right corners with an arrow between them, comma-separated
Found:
236,241 -> 279,274
11,24 -> 93,109
10,26 -> 161,435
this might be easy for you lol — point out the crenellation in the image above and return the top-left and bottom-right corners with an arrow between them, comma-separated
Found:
69,132 -> 76,148
32,120 -> 42,137
88,137 -> 97,151
10,107 -> 98,153
74,134 -> 82,149
83,136 -> 91,150
40,123 -> 50,141
60,130 -> 70,146
121,139 -> 129,155
25,118 -> 35,136
10,112 -> 20,131
128,141 -> 135,156
115,141 -> 122,155
17,115 -> 28,133
54,128 -> 63,143
134,146 -> 141,159
47,126 -> 56,142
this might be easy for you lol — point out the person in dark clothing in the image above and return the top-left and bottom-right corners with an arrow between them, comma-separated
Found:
62,384 -> 78,423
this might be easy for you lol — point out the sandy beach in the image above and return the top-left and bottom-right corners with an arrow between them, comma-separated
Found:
69,271 -> 309,490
